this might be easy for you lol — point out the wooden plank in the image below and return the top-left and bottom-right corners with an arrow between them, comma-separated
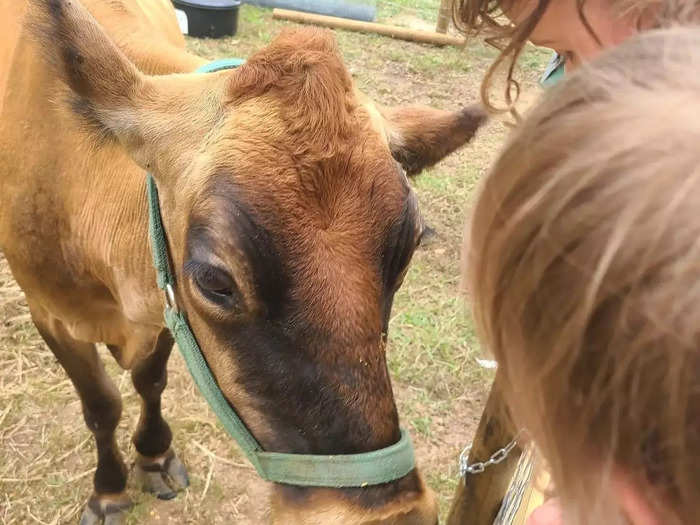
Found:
512,464 -> 549,524
446,375 -> 522,525
494,446 -> 550,525
272,8 -> 467,47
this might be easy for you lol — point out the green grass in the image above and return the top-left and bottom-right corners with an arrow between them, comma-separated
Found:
520,44 -> 555,74
390,280 -> 486,396
375,0 -> 442,24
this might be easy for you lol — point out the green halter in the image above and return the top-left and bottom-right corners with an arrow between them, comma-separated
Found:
145,58 -> 415,488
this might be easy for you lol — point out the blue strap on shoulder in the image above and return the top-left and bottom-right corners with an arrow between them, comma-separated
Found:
541,52 -> 565,88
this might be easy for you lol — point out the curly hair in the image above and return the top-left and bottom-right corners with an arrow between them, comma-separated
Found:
453,0 -> 700,113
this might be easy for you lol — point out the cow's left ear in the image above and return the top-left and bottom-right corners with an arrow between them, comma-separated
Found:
383,104 -> 487,176
29,0 -> 228,180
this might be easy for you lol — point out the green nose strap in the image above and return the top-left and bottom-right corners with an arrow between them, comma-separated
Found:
144,59 -> 416,488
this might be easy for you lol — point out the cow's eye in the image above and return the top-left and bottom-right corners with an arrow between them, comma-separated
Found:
187,262 -> 239,307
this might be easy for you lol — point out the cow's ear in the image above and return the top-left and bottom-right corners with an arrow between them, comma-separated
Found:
31,0 -> 147,148
383,104 -> 487,176
29,0 -> 226,178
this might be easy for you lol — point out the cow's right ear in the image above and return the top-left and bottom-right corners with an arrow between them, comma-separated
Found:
31,0 -> 148,153
382,103 -> 487,176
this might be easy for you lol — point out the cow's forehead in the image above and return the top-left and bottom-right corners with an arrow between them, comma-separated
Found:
191,142 -> 411,243
190,98 -> 409,225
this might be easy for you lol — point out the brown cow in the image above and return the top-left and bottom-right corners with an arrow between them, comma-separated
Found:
0,0 -> 485,523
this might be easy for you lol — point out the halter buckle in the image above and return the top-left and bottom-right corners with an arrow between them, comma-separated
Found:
165,283 -> 179,313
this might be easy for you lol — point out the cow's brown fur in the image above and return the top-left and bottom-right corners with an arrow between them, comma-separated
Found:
0,0 -> 485,523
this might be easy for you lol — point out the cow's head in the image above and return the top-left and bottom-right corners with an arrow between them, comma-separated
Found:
34,1 -> 485,522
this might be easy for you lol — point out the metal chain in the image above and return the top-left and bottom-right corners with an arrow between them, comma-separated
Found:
459,435 -> 520,477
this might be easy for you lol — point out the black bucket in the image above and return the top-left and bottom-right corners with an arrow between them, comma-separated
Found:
172,0 -> 241,38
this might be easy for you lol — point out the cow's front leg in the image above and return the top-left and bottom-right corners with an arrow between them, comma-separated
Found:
29,304 -> 131,525
128,330 -> 190,499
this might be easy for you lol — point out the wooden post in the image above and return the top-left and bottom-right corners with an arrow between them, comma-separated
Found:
436,0 -> 452,34
447,374 -> 521,525
272,8 -> 466,47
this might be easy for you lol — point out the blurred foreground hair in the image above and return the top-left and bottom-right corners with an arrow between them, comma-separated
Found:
467,27 -> 700,524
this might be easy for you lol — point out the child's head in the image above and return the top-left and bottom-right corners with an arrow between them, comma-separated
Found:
467,27 -> 700,524
454,0 -> 700,110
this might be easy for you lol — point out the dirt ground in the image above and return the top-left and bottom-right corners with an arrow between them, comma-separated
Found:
0,5 -> 548,524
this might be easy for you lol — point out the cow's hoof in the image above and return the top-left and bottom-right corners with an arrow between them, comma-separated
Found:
79,494 -> 132,525
135,448 -> 189,500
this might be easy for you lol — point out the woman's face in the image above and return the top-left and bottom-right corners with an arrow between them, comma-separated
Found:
509,0 -> 641,70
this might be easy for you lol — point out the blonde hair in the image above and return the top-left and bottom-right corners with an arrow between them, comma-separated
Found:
467,27 -> 700,523
452,0 -> 700,113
